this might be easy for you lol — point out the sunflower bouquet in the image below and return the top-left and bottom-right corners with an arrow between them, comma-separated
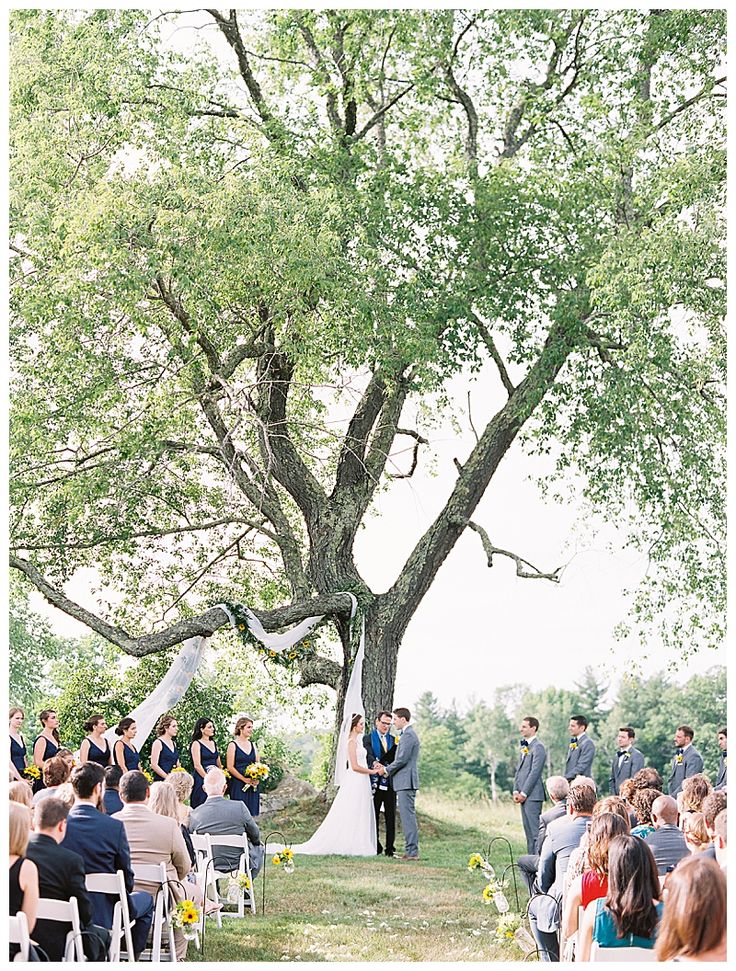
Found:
171,899 -> 200,940
272,847 -> 295,874
245,762 -> 270,784
482,879 -> 509,912
494,912 -> 523,944
226,872 -> 252,903
141,767 -> 154,784
23,765 -> 41,782
467,852 -> 495,879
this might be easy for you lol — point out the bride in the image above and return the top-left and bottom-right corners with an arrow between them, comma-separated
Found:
289,714 -> 380,856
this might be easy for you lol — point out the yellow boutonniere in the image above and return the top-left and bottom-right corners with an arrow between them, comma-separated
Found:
569,742 -> 578,750
676,754 -> 684,764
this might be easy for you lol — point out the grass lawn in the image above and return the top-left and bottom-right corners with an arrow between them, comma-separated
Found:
188,792 -> 532,962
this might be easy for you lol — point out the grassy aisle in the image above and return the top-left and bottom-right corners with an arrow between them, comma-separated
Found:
188,793 -> 531,962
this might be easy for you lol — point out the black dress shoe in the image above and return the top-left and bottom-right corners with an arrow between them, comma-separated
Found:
376,845 -> 383,855
385,850 -> 394,857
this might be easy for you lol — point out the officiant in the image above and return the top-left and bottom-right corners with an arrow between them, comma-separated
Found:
364,711 -> 397,857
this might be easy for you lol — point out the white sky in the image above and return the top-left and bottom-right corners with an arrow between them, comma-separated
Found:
18,5 -> 727,718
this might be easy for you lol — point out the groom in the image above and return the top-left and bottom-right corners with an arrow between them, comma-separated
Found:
375,707 -> 420,860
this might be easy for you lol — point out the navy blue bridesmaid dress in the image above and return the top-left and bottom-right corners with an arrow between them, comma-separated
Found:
191,740 -> 219,808
9,735 -> 26,777
86,736 -> 111,767
154,739 -> 180,778
116,741 -> 140,772
228,741 -> 260,816
32,735 -> 59,793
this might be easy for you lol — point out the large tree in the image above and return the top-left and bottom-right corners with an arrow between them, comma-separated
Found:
10,10 -> 725,732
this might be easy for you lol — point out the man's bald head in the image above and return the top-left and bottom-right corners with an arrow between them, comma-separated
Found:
651,794 -> 678,826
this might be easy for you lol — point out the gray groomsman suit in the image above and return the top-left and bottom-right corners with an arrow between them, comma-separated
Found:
564,732 -> 595,781
385,724 -> 420,858
715,752 -> 727,790
609,746 -> 645,794
513,737 -> 547,853
667,744 -> 704,796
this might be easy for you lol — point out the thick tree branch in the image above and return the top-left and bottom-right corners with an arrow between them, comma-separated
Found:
10,553 -> 352,668
467,521 -> 563,581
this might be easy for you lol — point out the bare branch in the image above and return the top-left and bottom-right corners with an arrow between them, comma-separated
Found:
470,311 -> 516,396
651,76 -> 726,135
467,521 -> 563,581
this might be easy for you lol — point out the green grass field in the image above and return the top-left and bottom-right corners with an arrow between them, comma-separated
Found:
188,792 -> 532,962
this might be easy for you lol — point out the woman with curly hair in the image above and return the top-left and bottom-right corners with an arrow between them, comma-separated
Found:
677,773 -> 713,827
682,812 -> 711,854
578,834 -> 663,959
630,787 -> 660,838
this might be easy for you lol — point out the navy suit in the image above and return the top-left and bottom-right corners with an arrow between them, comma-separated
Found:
103,788 -> 124,816
62,803 -> 153,957
363,730 -> 397,855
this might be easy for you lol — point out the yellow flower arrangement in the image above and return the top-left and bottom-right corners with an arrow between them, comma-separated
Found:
272,854 -> 281,866
141,768 -> 154,784
170,766 -> 188,774
23,765 -> 41,781
172,899 -> 201,934
272,847 -> 295,872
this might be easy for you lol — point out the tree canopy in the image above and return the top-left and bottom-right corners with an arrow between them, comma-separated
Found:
10,10 -> 726,719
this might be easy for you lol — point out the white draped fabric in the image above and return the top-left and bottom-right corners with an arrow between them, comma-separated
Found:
104,594 -> 361,777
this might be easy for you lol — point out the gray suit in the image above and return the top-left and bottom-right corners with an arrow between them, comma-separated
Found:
643,824 -> 688,874
188,795 -> 263,876
564,732 -> 595,781
385,725 -> 420,857
517,800 -> 567,895
528,813 -> 589,959
513,737 -> 547,853
609,746 -> 645,794
714,753 -> 727,790
667,745 -> 704,796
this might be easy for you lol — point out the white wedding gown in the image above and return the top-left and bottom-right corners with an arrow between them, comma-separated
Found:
287,742 -> 377,856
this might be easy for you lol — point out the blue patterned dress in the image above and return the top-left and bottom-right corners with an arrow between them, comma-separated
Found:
228,741 -> 260,816
85,736 -> 111,767
191,740 -> 219,808
32,735 -> 60,793
9,735 -> 26,777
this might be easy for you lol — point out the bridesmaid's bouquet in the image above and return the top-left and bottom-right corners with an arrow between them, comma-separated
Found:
245,762 -> 270,784
23,765 -> 41,782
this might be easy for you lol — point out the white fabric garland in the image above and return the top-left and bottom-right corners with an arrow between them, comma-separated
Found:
104,594 -> 361,768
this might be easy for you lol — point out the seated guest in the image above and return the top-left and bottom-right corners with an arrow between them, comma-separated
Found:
682,812 -> 710,855
527,781 -> 596,961
564,795 -> 630,892
644,794 -> 688,873
517,775 -> 568,895
103,765 -> 124,815
578,834 -> 662,959
113,770 -> 191,961
32,754 -> 71,805
630,787 -> 659,838
9,801 -> 39,960
677,773 -> 713,826
618,777 -> 639,827
53,782 -> 75,810
167,767 -> 194,827
713,808 -> 726,870
631,766 -> 663,792
26,797 -> 110,961
701,790 -> 727,861
655,854 -> 726,961
9,779 -> 34,812
188,767 -> 264,877
61,762 -> 153,960
561,812 -> 629,945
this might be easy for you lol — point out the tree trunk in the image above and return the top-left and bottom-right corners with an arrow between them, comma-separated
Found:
489,762 -> 498,803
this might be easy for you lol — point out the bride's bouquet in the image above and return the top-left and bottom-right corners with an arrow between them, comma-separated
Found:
245,762 -> 270,784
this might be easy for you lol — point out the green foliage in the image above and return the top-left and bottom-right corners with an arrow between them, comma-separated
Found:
309,732 -> 334,790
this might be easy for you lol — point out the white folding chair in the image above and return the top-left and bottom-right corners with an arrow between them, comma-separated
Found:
205,833 -> 256,917
10,912 -> 31,961
36,896 -> 84,961
190,833 -> 220,931
132,862 -> 178,962
85,870 -> 136,962
589,942 -> 657,961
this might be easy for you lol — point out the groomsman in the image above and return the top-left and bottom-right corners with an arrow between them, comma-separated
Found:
363,711 -> 397,856
609,726 -> 645,794
714,727 -> 727,790
564,715 -> 595,782
512,716 -> 547,853
667,724 -> 704,796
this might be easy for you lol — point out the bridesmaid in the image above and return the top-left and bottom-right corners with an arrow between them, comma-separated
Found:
32,709 -> 60,793
9,707 -> 27,783
112,718 -> 140,772
151,715 -> 181,780
226,716 -> 261,816
190,717 -> 222,809
79,714 -> 111,767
